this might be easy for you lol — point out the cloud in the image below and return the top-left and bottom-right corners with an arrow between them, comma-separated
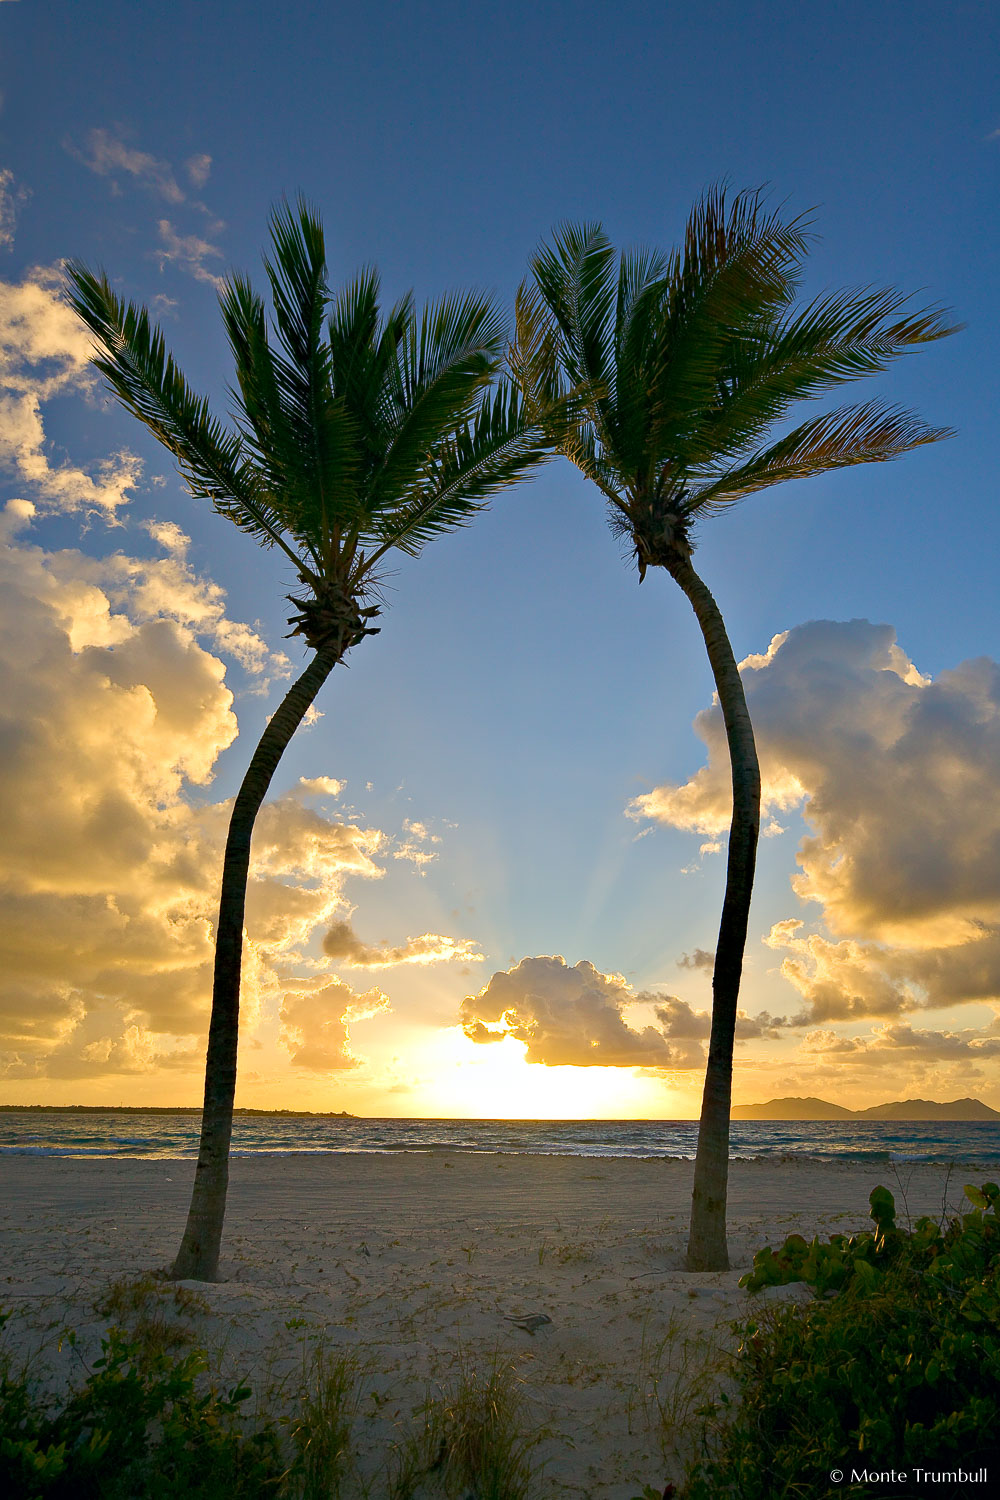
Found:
677,947 -> 715,972
460,955 -> 707,1069
392,818 -> 443,870
185,154 -> 212,190
280,976 -> 390,1072
155,220 -> 225,290
298,775 -> 346,798
322,919 -> 483,969
0,168 -> 28,250
0,504 -> 398,1081
800,1021 -> 1000,1066
0,262 -> 140,514
74,128 -> 185,204
631,620 -> 1000,1021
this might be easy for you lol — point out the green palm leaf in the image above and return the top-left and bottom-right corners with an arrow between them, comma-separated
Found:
686,399 -> 954,513
69,201 -> 550,613
66,267 -> 303,569
369,379 -> 551,560
512,187 -> 957,549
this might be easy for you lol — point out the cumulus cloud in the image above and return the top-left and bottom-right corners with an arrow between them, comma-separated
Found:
0,261 -> 140,513
0,505 -> 398,1081
460,955 -> 711,1069
298,776 -> 345,798
631,620 -> 1000,1022
73,128 -> 186,204
280,975 -> 390,1072
322,919 -> 482,969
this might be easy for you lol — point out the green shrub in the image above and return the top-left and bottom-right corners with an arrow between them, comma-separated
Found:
0,1320 -> 285,1499
681,1182 -> 1000,1499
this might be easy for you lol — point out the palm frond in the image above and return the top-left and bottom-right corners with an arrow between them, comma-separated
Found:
685,400 -> 954,513
246,202 -> 363,553
365,380 -> 551,563
643,188 -> 812,463
612,246 -> 673,476
677,284 -> 961,472
527,223 -> 618,433
510,275 -> 616,495
65,265 -> 303,567
366,290 -> 506,514
511,190 -> 957,552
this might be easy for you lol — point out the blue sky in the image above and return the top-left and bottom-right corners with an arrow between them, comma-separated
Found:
1,0 -> 998,1113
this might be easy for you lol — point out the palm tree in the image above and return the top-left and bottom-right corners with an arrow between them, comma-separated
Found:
510,188 -> 957,1270
68,203 -> 547,1281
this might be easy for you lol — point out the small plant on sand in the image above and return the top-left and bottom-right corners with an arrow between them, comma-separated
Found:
286,1345 -> 363,1500
630,1313 -> 728,1468
679,1182 -> 1000,1498
92,1274 -> 210,1371
387,1357 -> 547,1500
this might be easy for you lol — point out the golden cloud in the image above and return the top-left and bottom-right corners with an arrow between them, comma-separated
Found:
631,620 -> 1000,1022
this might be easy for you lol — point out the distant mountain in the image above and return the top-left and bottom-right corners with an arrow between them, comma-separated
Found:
854,1097 -> 1000,1121
732,1096 -> 856,1120
731,1095 -> 1000,1121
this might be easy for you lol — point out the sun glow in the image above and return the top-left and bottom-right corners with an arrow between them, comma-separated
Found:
409,1028 -> 694,1119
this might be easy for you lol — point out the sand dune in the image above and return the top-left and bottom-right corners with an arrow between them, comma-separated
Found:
0,1154 -> 978,1496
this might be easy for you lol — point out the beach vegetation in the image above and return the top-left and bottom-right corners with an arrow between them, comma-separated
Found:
1,1304 -> 549,1499
386,1356 -> 546,1500
67,204 -> 548,1283
510,186 -> 957,1270
0,1320 -> 286,1499
286,1346 -> 364,1500
630,1312 -> 729,1474
677,1182 -> 1000,1497
92,1273 -> 210,1369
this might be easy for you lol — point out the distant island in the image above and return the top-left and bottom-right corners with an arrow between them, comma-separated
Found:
0,1105 -> 356,1118
731,1095 -> 1000,1121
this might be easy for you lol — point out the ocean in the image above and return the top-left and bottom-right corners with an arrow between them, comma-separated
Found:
1,1111 -> 999,1165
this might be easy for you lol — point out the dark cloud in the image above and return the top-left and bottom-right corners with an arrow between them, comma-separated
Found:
802,1021 -> 1000,1066
322,919 -> 481,969
677,948 -> 715,972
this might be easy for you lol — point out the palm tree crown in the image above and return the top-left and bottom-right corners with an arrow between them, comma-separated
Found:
70,201 -> 544,655
512,187 -> 956,580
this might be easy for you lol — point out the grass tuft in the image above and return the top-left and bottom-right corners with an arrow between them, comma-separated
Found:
387,1356 -> 547,1499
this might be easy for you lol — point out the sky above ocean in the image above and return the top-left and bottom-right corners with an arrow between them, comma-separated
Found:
0,0 -> 998,1117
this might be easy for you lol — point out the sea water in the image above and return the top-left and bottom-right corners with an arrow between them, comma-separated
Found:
1,1111 -> 998,1165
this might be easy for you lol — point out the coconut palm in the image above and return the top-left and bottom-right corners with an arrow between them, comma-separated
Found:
68,203 -> 547,1281
511,188 -> 957,1270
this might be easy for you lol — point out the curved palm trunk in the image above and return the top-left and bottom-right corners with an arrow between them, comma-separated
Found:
170,643 -> 342,1281
665,555 -> 761,1272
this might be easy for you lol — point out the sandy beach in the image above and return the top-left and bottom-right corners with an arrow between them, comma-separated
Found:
0,1154 -> 979,1495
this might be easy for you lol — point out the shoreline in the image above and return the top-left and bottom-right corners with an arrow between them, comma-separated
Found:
0,1155 -> 983,1496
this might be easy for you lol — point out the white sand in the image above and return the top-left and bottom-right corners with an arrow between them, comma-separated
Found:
0,1154 -> 980,1496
